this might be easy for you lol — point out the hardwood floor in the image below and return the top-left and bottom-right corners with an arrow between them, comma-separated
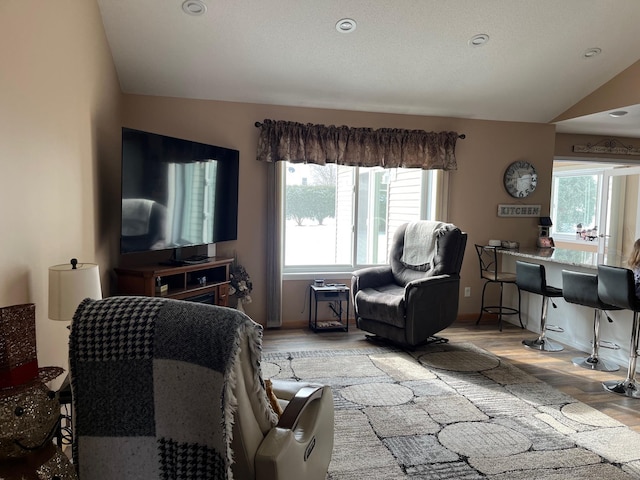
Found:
262,318 -> 640,433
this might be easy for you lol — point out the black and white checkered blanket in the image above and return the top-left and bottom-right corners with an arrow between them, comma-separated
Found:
69,296 -> 275,479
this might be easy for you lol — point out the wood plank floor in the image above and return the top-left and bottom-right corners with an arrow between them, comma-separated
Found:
262,318 -> 640,433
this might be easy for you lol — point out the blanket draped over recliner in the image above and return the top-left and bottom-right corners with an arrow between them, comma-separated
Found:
69,296 -> 277,480
400,220 -> 452,269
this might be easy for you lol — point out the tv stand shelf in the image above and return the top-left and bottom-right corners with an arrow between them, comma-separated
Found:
115,257 -> 233,306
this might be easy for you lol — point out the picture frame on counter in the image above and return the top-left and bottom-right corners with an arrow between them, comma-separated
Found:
497,204 -> 541,217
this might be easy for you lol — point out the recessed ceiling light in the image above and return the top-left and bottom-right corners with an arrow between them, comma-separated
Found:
583,47 -> 601,58
336,18 -> 357,33
182,0 -> 207,16
469,34 -> 489,47
609,110 -> 628,117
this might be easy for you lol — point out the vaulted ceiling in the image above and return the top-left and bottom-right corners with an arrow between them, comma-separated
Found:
96,0 -> 640,138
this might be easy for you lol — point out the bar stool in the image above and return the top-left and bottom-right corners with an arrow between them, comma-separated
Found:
596,265 -> 640,398
516,261 -> 564,351
561,270 -> 620,372
475,244 -> 523,331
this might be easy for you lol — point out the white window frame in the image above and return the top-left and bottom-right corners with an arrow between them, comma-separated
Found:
550,164 -> 605,244
282,164 -> 448,280
550,158 -> 636,247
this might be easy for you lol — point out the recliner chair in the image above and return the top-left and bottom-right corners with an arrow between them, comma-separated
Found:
69,296 -> 334,480
120,198 -> 167,253
351,221 -> 467,347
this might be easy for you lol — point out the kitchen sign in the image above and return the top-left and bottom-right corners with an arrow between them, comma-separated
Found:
497,204 -> 541,217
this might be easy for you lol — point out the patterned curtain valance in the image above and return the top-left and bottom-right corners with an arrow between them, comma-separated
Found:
255,119 -> 462,170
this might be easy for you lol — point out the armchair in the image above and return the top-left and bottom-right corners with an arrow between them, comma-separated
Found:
351,221 -> 467,347
69,296 -> 333,480
120,198 -> 167,253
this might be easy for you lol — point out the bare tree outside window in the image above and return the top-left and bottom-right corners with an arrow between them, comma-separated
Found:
554,174 -> 598,234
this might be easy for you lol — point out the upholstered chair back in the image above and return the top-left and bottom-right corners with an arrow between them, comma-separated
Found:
389,222 -> 466,287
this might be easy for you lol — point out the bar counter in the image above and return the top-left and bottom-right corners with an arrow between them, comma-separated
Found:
496,246 -> 635,374
499,246 -> 626,270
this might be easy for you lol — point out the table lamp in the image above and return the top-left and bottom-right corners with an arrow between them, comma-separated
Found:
49,258 -> 102,321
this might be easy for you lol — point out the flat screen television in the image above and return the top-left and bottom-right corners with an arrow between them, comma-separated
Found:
120,127 -> 239,259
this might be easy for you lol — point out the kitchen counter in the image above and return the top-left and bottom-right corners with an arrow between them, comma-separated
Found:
499,246 -> 626,269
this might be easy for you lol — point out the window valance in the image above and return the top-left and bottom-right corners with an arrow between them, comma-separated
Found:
255,119 -> 462,170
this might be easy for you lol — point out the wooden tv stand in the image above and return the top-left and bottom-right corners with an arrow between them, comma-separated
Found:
115,257 -> 233,306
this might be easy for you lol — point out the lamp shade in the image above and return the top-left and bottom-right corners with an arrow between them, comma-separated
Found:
49,260 -> 102,321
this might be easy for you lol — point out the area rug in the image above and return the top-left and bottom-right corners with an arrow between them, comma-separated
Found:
261,342 -> 640,479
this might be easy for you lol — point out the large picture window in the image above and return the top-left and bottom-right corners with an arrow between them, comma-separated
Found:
283,161 -> 440,273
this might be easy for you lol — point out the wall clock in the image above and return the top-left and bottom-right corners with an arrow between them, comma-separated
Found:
504,161 -> 537,198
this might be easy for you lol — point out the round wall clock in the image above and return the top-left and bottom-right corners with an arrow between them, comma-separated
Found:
504,161 -> 537,198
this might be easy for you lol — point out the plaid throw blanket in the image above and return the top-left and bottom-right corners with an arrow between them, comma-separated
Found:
69,296 -> 276,480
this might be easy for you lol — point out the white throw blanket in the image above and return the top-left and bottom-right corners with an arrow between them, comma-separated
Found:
401,220 -> 446,267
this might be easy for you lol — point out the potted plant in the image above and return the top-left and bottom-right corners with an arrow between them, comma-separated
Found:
229,258 -> 252,312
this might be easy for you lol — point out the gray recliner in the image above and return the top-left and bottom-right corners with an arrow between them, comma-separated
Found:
351,221 -> 467,347
121,198 -> 167,253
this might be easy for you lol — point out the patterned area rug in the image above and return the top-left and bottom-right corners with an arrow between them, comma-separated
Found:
262,342 -> 640,479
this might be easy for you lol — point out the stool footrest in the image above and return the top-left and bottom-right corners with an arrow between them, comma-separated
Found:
597,340 -> 620,350
482,306 -> 519,315
545,324 -> 564,333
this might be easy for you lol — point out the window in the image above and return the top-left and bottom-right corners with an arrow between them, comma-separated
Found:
550,160 -> 640,258
167,161 -> 217,245
283,161 -> 441,273
551,167 -> 601,241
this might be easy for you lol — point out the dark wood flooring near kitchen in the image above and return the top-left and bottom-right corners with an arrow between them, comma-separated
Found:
262,318 -> 640,433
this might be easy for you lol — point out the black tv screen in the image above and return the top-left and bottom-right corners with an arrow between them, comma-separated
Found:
120,128 -> 239,255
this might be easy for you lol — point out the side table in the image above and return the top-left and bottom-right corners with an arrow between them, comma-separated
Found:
309,284 -> 349,332
56,374 -> 72,447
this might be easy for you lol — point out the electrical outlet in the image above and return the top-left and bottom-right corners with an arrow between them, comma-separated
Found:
464,287 -> 471,297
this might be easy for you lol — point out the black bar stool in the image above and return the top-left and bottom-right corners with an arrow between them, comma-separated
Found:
516,261 -> 564,351
597,265 -> 640,398
475,245 -> 522,331
561,270 -> 620,372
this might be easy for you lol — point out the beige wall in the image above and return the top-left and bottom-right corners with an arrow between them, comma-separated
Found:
0,0 -> 121,380
121,95 -> 557,326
